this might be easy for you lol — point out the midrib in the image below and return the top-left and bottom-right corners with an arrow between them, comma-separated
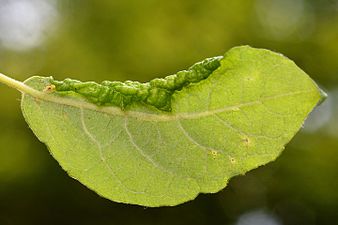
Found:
1,73 -> 315,122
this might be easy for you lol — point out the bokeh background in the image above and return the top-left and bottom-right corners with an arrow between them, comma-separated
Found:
0,0 -> 337,224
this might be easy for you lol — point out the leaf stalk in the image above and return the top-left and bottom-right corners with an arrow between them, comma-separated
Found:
0,73 -> 42,97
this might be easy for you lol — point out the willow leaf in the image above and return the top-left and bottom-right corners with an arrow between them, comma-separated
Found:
0,46 -> 325,207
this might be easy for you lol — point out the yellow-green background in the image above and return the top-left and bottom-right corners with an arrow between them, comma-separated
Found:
0,0 -> 337,224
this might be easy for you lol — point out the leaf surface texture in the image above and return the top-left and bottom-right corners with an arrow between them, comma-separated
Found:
21,46 -> 324,206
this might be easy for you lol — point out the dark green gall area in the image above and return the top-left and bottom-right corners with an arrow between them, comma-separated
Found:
50,56 -> 222,111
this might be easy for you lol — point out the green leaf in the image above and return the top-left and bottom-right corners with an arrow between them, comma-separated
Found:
18,46 -> 324,207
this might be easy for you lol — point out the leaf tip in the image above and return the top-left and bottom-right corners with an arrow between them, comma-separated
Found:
318,88 -> 327,106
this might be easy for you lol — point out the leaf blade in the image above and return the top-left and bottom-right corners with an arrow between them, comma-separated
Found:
20,46 -> 324,206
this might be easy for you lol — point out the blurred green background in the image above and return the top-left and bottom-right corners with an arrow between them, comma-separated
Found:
0,0 -> 337,224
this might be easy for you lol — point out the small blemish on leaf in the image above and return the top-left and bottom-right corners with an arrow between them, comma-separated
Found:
43,84 -> 56,93
209,150 -> 219,158
242,136 -> 252,147
230,157 -> 236,164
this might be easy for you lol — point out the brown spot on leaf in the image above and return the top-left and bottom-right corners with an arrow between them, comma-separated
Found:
43,84 -> 56,93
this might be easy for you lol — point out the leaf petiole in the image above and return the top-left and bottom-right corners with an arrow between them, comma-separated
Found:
0,73 -> 41,97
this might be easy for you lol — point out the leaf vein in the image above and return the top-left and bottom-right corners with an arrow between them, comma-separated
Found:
80,108 -> 145,195
124,118 -> 175,176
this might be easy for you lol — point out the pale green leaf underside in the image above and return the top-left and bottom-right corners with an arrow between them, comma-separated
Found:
21,46 -> 323,207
